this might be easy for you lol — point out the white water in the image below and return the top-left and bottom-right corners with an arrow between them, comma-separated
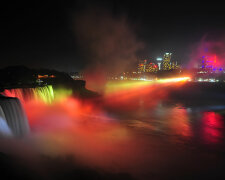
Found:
0,96 -> 29,137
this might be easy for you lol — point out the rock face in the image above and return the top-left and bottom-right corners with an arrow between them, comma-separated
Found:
0,96 -> 30,137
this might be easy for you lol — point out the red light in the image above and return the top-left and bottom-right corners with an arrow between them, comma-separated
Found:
201,112 -> 224,144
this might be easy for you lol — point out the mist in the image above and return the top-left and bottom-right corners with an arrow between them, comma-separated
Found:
74,6 -> 144,92
0,81 -> 200,179
189,32 -> 225,68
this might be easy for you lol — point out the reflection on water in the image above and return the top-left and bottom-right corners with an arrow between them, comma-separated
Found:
122,102 -> 224,146
105,83 -> 225,147
201,112 -> 224,144
167,106 -> 192,138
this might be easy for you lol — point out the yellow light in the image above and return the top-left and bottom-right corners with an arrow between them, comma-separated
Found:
105,77 -> 190,95
157,77 -> 190,83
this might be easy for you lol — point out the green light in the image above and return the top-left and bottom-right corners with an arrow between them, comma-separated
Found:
34,85 -> 55,104
53,88 -> 73,102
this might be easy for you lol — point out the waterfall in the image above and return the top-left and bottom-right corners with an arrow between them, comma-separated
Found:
0,85 -> 54,137
0,105 -> 13,136
1,85 -> 54,104
0,96 -> 30,137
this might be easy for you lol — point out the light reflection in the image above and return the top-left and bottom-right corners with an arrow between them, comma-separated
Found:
168,106 -> 192,138
201,112 -> 224,144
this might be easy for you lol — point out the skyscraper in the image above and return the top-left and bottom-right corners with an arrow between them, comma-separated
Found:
162,53 -> 172,70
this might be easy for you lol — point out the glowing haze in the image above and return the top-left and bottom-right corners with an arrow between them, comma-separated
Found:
0,78 -> 200,179
189,33 -> 225,68
74,7 -> 144,92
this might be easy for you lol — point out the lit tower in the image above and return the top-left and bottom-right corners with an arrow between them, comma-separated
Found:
162,53 -> 172,70
156,57 -> 163,70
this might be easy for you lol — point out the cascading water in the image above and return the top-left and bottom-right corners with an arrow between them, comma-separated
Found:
0,105 -> 13,136
1,85 -> 54,104
0,85 -> 55,137
0,96 -> 29,137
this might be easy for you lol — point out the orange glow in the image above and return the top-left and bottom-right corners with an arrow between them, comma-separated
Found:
37,74 -> 55,79
102,78 -> 190,111
168,106 -> 192,138
38,75 -> 49,79
214,55 -> 217,63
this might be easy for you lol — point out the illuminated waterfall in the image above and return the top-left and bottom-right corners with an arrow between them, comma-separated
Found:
0,96 -> 29,137
1,85 -> 55,104
0,85 -> 55,137
32,86 -> 55,103
0,105 -> 13,136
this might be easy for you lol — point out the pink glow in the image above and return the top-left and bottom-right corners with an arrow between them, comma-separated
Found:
189,35 -> 225,68
201,112 -> 224,144
1,80 -> 207,177
20,96 -> 154,175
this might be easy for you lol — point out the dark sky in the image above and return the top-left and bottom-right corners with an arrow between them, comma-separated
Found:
1,0 -> 225,72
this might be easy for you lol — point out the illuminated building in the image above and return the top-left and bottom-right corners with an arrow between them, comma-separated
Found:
162,53 -> 172,70
138,59 -> 147,72
171,61 -> 179,70
70,72 -> 84,80
161,53 -> 180,70
195,55 -> 225,82
138,59 -> 158,73
37,74 -> 56,79
145,63 -> 158,72
200,55 -> 223,73
138,54 -> 179,73
201,56 -> 213,72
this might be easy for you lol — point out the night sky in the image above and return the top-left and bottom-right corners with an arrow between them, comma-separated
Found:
1,1 -> 225,72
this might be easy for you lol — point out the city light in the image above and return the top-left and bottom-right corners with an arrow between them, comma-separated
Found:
156,57 -> 163,61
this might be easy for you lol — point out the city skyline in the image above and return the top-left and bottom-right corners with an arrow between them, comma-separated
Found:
1,1 -> 225,72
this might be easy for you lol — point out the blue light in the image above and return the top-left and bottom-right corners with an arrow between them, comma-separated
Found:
0,117 -> 13,136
